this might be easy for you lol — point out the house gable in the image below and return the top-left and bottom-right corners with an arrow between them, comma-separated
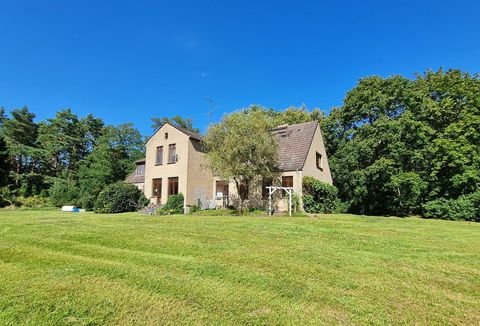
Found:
301,124 -> 333,184
145,122 -> 195,147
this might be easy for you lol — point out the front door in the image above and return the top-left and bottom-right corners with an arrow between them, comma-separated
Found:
152,178 -> 162,204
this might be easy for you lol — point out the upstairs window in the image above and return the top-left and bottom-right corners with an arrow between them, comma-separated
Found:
156,146 -> 163,165
168,144 -> 176,163
135,164 -> 145,175
165,132 -> 168,139
316,152 -> 323,170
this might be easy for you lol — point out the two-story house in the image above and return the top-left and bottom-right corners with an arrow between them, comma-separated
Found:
126,121 -> 332,212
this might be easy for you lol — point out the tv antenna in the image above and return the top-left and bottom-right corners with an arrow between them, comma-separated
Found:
205,97 -> 216,124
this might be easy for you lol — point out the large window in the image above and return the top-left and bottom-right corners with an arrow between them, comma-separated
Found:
168,144 -> 176,163
156,146 -> 163,165
135,164 -> 145,175
168,177 -> 179,196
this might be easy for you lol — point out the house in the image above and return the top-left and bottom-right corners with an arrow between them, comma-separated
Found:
125,121 -> 332,212
125,158 -> 146,192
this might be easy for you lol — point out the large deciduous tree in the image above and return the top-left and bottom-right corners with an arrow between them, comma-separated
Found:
322,69 -> 480,216
203,108 -> 279,212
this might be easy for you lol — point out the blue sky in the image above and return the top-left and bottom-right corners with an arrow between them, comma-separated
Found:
1,0 -> 479,135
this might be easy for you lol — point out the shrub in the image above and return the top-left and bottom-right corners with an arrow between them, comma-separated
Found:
156,193 -> 185,215
292,192 -> 302,213
302,176 -> 339,214
21,195 -> 51,208
0,187 -> 12,208
94,182 -> 148,214
80,194 -> 96,211
49,179 -> 79,207
138,192 -> 150,209
423,192 -> 479,221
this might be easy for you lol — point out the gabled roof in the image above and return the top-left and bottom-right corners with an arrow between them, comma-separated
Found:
146,122 -> 203,144
171,124 -> 203,141
272,121 -> 318,171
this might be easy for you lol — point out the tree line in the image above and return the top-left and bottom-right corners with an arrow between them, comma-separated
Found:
203,69 -> 479,220
323,69 -> 479,219
1,68 -> 479,220
0,108 -> 145,209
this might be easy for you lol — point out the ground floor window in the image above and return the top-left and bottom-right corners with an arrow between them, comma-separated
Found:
168,177 -> 179,196
152,178 -> 162,204
281,176 -> 293,197
216,181 -> 229,200
262,178 -> 272,199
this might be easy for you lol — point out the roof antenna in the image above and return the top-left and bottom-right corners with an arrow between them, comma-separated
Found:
205,97 -> 215,125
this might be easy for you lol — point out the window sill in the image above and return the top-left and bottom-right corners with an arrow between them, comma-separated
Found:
167,161 -> 176,165
155,163 -> 163,166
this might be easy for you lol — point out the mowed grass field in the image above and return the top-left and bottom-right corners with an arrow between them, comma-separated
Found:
0,211 -> 479,325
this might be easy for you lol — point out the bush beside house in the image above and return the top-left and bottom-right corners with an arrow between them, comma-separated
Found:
94,182 -> 148,214
156,193 -> 184,215
302,176 -> 343,214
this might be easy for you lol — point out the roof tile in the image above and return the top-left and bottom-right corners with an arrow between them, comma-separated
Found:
272,121 -> 318,171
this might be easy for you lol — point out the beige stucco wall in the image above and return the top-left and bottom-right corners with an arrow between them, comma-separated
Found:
186,139 -> 215,206
144,124 -> 189,205
219,171 -> 303,212
301,124 -> 333,184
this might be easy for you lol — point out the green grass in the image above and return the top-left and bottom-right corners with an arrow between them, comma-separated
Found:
0,210 -> 479,325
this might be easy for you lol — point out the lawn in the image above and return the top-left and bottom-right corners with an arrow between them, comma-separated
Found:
0,211 -> 479,325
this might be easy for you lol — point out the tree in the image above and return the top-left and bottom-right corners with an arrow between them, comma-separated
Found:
0,108 -> 10,187
38,110 -> 105,179
1,107 -> 43,195
322,69 -> 480,217
78,123 -> 144,209
203,108 -> 278,212
38,109 -> 82,177
247,105 -> 324,127
151,115 -> 199,133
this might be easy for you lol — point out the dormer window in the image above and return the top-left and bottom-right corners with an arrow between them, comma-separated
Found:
316,152 -> 323,170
